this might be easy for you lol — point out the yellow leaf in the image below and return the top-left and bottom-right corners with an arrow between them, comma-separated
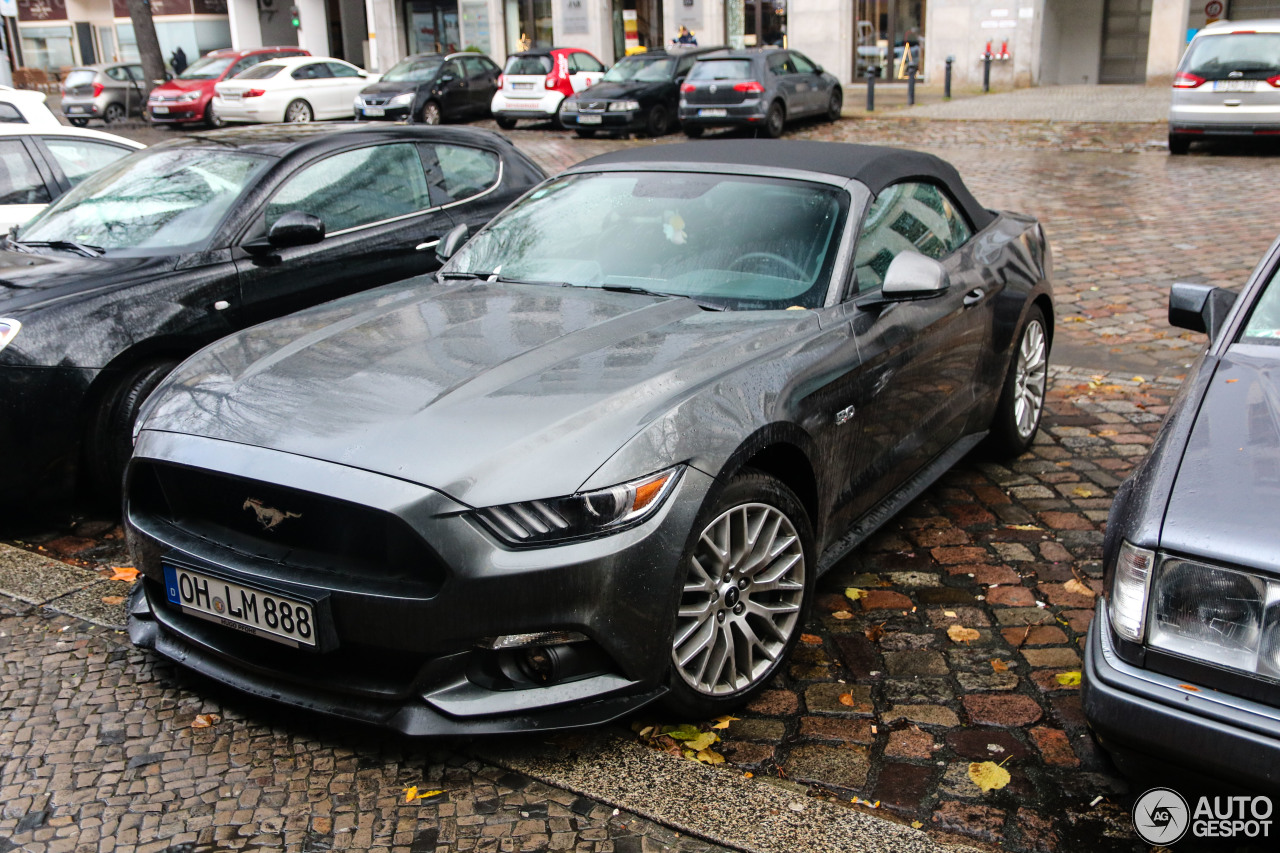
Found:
911,821 -> 924,829
109,566 -> 139,582
943,610 -> 957,618
947,625 -> 980,644
101,595 -> 126,605
838,693 -> 857,707
844,587 -> 867,602
685,731 -> 719,752
1098,429 -> 1118,437
990,659 -> 1009,673
696,748 -> 725,765
711,716 -> 738,730
968,761 -> 1011,793
1055,671 -> 1082,686
1063,578 -> 1096,598
416,790 -> 444,801
403,786 -> 419,803
190,713 -> 220,729
1072,486 -> 1094,498
744,771 -> 754,778
1007,524 -> 1042,531
832,611 -> 854,621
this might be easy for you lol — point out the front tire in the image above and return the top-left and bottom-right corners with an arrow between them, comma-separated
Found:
495,115 -> 517,130
103,103 -> 126,124
68,117 -> 89,128
574,128 -> 597,139
663,469 -> 814,719
87,358 -> 179,500
420,100 -> 442,125
203,101 -> 224,129
1168,133 -> 1191,155
985,306 -> 1049,458
825,88 -> 843,121
284,99 -> 313,123
683,125 -> 704,138
762,101 -> 785,138
645,103 -> 670,137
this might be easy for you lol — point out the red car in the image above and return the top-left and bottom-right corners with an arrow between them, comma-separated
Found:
146,46 -> 309,127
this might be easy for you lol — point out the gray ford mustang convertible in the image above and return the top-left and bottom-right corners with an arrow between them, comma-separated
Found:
123,141 -> 1053,735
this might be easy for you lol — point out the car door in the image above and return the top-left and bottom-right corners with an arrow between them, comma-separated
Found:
788,51 -> 827,114
435,59 -> 470,118
233,141 -> 455,328
125,65 -> 150,115
766,53 -> 802,116
569,51 -> 606,93
463,56 -> 499,115
325,61 -> 369,118
423,141 -> 507,231
839,181 -> 987,517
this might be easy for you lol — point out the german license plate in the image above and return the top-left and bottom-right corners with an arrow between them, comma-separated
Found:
1215,79 -> 1258,92
67,106 -> 85,113
578,114 -> 602,124
223,93 -> 241,101
151,106 -> 168,114
364,106 -> 384,116
513,81 -> 534,89
699,108 -> 727,117
163,564 -> 317,647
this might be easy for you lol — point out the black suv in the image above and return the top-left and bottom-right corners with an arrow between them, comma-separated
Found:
677,48 -> 842,138
560,46 -> 724,138
355,52 -> 502,125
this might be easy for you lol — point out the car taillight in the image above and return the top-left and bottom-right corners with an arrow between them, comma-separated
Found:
243,89 -> 266,98
733,81 -> 765,93
1173,72 -> 1205,88
545,74 -> 558,89
1268,75 -> 1280,88
681,83 -> 695,93
92,81 -> 104,97
497,73 -> 504,87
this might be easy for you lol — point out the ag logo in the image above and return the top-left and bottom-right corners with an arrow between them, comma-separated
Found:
1133,787 -> 1190,845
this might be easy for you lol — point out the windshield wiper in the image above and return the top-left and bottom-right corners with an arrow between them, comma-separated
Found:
599,283 -> 725,311
437,270 -> 497,280
13,239 -> 105,258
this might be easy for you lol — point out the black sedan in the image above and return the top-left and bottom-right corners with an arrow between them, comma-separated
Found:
124,141 -> 1052,735
0,123 -> 544,515
1083,240 -> 1280,794
678,48 -> 842,138
560,47 -> 724,138
355,52 -> 502,125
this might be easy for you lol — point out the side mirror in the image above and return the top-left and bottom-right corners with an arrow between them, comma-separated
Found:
436,222 -> 469,263
1169,282 -> 1238,341
268,210 -> 325,249
882,252 -> 949,297
439,73 -> 457,83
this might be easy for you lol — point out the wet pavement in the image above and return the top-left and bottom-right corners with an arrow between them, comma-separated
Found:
5,102 -> 1280,852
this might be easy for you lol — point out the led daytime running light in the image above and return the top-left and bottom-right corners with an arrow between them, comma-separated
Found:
0,318 -> 21,354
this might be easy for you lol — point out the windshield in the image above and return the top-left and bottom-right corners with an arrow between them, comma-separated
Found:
602,56 -> 677,83
18,148 -> 271,254
688,59 -> 754,81
64,70 -> 97,88
444,171 -> 847,310
383,57 -> 443,82
1242,270 -> 1280,343
179,55 -> 235,80
505,55 -> 552,75
1183,32 -> 1280,78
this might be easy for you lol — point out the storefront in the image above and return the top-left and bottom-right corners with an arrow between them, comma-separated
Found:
406,0 -> 460,54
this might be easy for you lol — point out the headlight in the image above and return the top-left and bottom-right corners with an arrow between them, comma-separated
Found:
389,92 -> 414,106
1150,558 -> 1265,672
1107,539 -> 1155,642
609,100 -> 640,111
0,318 -> 19,353
475,466 -> 682,547
560,99 -> 578,112
177,91 -> 200,102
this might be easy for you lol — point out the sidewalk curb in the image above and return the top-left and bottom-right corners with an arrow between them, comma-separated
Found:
0,542 -> 128,628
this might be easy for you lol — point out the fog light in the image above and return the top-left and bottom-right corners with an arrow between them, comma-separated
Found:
520,646 -> 555,682
1107,540 -> 1154,642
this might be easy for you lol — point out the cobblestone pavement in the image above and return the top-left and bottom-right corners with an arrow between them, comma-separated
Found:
896,84 -> 1173,123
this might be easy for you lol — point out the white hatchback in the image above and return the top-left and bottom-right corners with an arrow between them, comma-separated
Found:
214,56 -> 376,124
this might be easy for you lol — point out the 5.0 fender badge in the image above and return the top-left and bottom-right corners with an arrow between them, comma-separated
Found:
835,405 -> 856,426
243,498 -> 301,531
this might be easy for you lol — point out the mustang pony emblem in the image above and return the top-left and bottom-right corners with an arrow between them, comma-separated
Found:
243,498 -> 301,531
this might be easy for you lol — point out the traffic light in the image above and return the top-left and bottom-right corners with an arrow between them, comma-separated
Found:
289,5 -> 300,27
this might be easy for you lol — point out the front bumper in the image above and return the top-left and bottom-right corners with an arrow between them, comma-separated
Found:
355,104 -> 412,121
1082,600 -> 1280,793
677,102 -> 768,130
148,101 -> 206,123
125,429 -> 713,735
561,109 -> 644,132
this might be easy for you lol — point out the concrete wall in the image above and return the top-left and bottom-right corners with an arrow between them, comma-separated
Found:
337,0 -> 366,63
926,0 -> 1042,88
1040,0 -> 1102,85
788,0 -> 853,84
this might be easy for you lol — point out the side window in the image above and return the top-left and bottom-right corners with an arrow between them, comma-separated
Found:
790,53 -> 816,74
578,53 -> 605,72
328,62 -> 360,77
431,144 -> 499,203
229,56 -> 258,77
565,53 -> 581,73
676,56 -> 697,77
0,140 -> 51,205
43,139 -> 132,187
128,65 -> 146,81
105,67 -> 126,81
462,57 -> 487,78
265,143 -> 433,234
441,60 -> 463,79
291,63 -> 319,80
852,182 -> 972,293
0,102 -> 27,124
767,54 -> 788,75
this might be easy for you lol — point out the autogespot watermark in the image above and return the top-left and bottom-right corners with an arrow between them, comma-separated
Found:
1132,787 -> 1274,845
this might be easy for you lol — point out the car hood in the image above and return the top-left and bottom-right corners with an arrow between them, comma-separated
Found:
361,80 -> 421,96
0,249 -> 169,311
577,81 -> 665,100
151,78 -> 212,95
142,279 -> 818,507
1163,346 -> 1280,573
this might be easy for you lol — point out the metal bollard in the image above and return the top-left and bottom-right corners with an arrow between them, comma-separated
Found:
945,56 -> 954,99
907,63 -> 918,106
983,53 -> 992,93
865,68 -> 875,112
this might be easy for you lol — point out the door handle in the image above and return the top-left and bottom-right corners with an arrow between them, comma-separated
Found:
416,237 -> 441,251
963,288 -> 985,307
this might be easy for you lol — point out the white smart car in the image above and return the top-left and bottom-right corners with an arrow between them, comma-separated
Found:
213,56 -> 376,124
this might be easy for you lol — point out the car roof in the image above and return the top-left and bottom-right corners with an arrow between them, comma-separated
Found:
0,123 -> 145,147
250,55 -> 349,68
208,46 -> 309,58
1199,18 -> 1280,35
695,48 -> 787,59
153,122 -> 515,158
70,62 -> 141,71
570,140 -> 995,229
619,46 -> 726,59
0,90 -> 63,127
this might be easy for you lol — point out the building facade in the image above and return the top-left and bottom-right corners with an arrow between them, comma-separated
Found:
12,0 -> 1280,84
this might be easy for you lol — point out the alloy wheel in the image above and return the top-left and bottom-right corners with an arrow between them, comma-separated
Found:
1013,319 -> 1048,440
422,101 -> 441,125
104,103 -> 125,124
672,502 -> 806,696
285,100 -> 313,122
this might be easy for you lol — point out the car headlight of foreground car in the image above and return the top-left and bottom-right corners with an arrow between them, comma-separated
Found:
1108,542 -> 1280,678
474,465 -> 682,547
0,318 -> 20,353
609,100 -> 640,112
389,93 -> 414,107
177,91 -> 201,103
560,99 -> 578,112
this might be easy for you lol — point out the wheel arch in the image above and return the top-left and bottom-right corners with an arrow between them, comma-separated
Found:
709,422 -> 822,539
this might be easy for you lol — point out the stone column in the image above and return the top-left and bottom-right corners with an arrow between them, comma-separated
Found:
1145,0 -> 1190,85
788,0 -> 852,84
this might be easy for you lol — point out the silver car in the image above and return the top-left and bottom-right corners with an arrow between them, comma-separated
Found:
1169,19 -> 1280,154
61,62 -> 150,127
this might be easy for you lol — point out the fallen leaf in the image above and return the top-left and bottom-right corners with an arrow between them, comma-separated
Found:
684,731 -> 719,752
1063,578 -> 1096,598
743,771 -> 753,778
968,761 -> 1011,793
665,724 -> 703,741
190,713 -> 220,729
800,633 -> 823,645
943,610 -> 957,618
109,566 -> 139,582
1056,671 -> 1082,686
402,787 -> 444,803
1178,683 -> 1200,692
101,595 -> 126,606
788,802 -> 805,813
947,625 -> 980,644
1072,486 -> 1094,498
832,610 -> 853,621
1007,523 -> 1042,531
844,587 -> 867,602
990,659 -> 1009,673
864,622 -> 886,642
1098,429 -> 1118,437
711,715 -> 738,730
838,693 -> 857,707
911,820 -> 924,829
695,748 -> 724,765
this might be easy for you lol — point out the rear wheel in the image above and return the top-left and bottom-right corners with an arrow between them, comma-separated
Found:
645,103 -> 670,137
683,125 -> 704,138
554,99 -> 570,129
495,115 -> 517,130
87,358 -> 180,500
663,469 -> 814,718
1168,133 -> 1191,155
825,88 -> 843,121
985,306 -> 1049,458
284,99 -> 313,123
68,117 -> 89,128
420,100 -> 442,125
103,103 -> 126,124
203,101 -> 224,129
574,128 -> 597,139
762,101 -> 785,138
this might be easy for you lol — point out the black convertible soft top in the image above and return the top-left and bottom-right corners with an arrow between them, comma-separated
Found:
573,141 -> 995,230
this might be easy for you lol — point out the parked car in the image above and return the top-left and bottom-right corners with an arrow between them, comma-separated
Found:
0,124 -> 544,514
0,123 -> 143,232
678,48 -> 842,139
490,47 -> 607,129
214,56 -> 376,124
560,46 -> 725,139
60,62 -> 150,127
1169,18 -> 1280,154
148,46 -> 310,129
355,51 -> 501,124
0,87 -> 66,128
1083,238 -> 1280,793
123,141 -> 1052,735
